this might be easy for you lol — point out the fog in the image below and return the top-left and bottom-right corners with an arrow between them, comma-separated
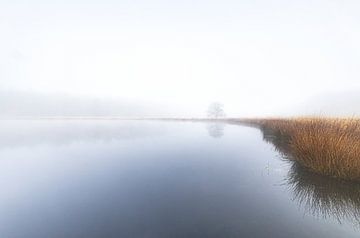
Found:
0,91 -> 189,118
1,0 -> 360,117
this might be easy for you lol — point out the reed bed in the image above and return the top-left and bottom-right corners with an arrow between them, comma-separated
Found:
252,117 -> 360,181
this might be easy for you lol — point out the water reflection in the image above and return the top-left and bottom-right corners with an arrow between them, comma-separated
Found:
0,121 -> 359,237
206,123 -> 225,138
287,163 -> 360,224
259,125 -> 360,226
260,126 -> 292,157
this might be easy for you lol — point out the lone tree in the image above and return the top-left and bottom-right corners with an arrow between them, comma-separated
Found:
207,102 -> 226,118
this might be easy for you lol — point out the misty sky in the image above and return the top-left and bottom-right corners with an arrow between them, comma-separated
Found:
1,0 -> 360,116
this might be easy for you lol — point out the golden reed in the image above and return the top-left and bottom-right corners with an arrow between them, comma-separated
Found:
249,118 -> 360,181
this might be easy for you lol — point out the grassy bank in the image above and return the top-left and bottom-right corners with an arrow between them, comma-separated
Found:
245,118 -> 360,181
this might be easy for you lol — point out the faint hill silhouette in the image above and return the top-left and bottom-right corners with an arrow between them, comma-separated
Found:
286,90 -> 360,117
0,91 -> 179,118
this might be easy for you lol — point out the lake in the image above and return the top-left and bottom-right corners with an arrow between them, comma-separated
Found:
0,120 -> 359,238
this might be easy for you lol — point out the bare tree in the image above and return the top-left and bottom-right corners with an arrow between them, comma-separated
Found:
207,102 -> 226,118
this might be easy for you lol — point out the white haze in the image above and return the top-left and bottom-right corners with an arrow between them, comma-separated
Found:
1,0 -> 360,117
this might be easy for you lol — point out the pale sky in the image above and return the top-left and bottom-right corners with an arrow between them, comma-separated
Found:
1,0 -> 360,116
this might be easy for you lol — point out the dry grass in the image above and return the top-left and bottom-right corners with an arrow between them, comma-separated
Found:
251,117 -> 360,181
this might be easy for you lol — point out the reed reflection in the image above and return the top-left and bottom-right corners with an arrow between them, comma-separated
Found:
259,125 -> 360,225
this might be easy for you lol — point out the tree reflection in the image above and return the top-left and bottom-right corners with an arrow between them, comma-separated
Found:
259,125 -> 360,225
206,123 -> 225,138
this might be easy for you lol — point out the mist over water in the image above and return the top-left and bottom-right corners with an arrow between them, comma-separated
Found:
3,90 -> 360,118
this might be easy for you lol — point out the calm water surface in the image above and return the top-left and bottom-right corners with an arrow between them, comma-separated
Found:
0,120 -> 359,238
